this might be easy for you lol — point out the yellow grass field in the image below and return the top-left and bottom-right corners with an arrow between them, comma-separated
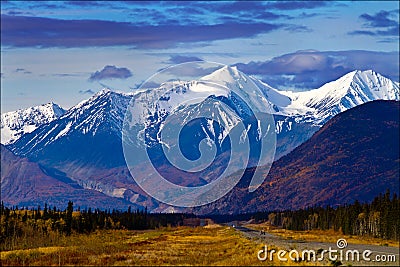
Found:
0,225 -> 310,266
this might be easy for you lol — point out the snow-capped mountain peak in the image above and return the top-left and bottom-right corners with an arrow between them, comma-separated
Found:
351,70 -> 398,97
273,70 -> 399,125
1,102 -> 66,144
201,65 -> 240,82
201,65 -> 249,90
50,89 -> 132,139
6,90 -> 134,157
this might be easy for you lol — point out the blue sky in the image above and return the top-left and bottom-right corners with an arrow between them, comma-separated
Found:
1,1 -> 399,112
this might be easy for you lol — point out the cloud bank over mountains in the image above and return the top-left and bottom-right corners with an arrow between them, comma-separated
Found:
236,50 -> 399,89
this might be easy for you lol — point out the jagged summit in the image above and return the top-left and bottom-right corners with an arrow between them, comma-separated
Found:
26,89 -> 132,150
274,70 -> 399,125
1,102 -> 65,144
7,88 -> 133,168
200,65 -> 251,92
201,65 -> 241,82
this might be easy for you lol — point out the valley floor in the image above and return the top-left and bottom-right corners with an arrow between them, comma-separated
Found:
1,225 -> 293,266
2,224 -> 398,266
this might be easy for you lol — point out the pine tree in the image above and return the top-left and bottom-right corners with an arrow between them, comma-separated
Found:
65,201 -> 73,235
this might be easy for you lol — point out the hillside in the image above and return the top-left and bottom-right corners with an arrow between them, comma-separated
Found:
193,100 -> 400,214
0,144 -> 136,209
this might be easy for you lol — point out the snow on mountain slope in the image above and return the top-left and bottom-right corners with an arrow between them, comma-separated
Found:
1,103 -> 65,145
6,68 -> 399,161
5,67 -> 400,209
11,89 -> 132,157
247,69 -> 399,159
201,65 -> 247,88
250,78 -> 311,119
127,66 -> 268,151
9,68 -> 276,203
62,89 -> 131,136
200,66 -> 275,114
276,70 -> 399,125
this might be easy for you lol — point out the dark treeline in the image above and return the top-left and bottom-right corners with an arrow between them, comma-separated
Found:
1,190 -> 399,251
210,190 -> 399,241
0,201 -> 195,251
272,190 -> 399,240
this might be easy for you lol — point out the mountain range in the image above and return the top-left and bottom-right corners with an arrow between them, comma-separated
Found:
192,100 -> 400,214
1,66 -> 399,211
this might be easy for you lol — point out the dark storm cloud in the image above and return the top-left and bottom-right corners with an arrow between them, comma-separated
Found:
166,55 -> 204,64
349,10 -> 399,37
89,65 -> 133,81
1,15 -> 283,49
236,50 -> 399,89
